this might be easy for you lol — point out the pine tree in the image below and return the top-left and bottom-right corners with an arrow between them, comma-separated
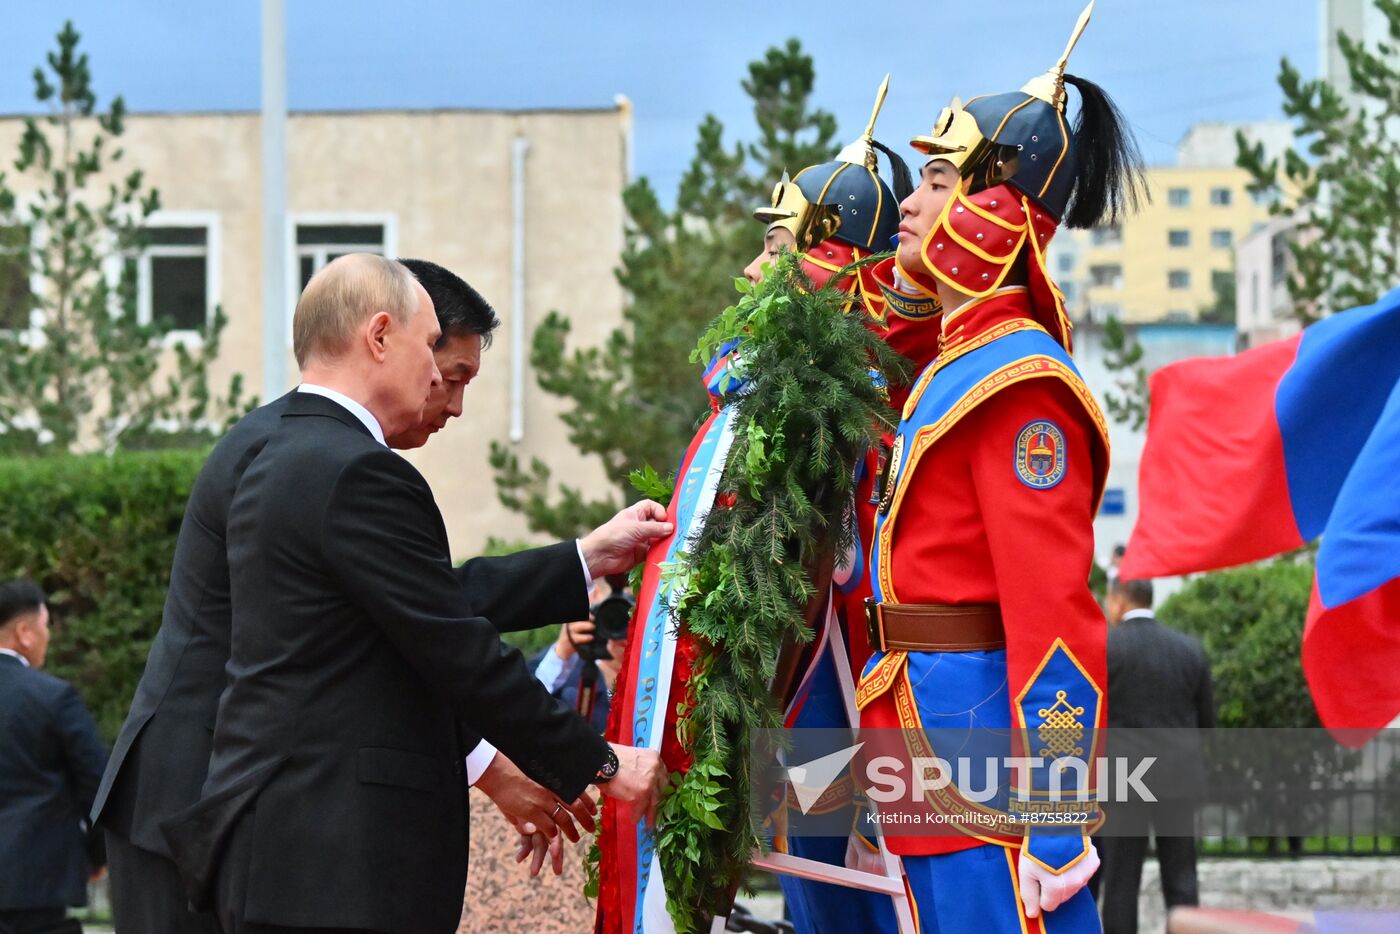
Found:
0,21 -> 246,454
1236,0 -> 1400,321
489,40 -> 839,538
1100,315 -> 1149,430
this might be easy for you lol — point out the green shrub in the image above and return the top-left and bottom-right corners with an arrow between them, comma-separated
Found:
1157,558 -> 1317,728
0,450 -> 205,741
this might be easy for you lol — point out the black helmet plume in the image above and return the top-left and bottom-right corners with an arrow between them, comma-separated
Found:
1062,74 -> 1148,230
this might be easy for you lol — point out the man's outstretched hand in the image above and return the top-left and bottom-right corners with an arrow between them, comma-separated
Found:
579,501 -> 672,578
595,743 -> 669,826
476,752 -> 597,842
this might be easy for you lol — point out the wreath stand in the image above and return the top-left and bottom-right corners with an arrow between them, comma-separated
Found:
713,599 -> 918,934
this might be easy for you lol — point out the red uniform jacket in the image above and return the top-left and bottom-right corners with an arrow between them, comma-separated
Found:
857,288 -> 1109,863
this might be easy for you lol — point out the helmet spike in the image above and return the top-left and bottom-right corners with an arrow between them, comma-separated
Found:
1023,0 -> 1095,110
837,76 -> 892,171
860,75 -> 891,170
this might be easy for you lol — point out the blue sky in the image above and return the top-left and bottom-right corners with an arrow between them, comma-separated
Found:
0,1 -> 1318,199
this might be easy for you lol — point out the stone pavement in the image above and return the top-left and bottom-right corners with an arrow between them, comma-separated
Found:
458,788 -> 595,933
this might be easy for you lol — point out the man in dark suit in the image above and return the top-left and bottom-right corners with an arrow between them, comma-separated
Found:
95,258 -> 665,933
160,254 -> 667,934
0,579 -> 108,934
1097,577 -> 1215,934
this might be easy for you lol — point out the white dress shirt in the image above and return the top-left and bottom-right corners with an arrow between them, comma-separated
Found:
1120,608 -> 1154,623
0,647 -> 30,667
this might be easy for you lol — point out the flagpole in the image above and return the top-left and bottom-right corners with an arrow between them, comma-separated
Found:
261,0 -> 288,400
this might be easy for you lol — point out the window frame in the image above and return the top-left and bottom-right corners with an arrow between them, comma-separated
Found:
1089,263 -> 1124,289
1210,229 -> 1234,249
285,212 -> 399,345
1167,229 -> 1191,248
132,211 -> 222,340
0,222 -> 41,334
1167,269 -> 1192,290
1210,187 -> 1234,207
1167,187 -> 1191,208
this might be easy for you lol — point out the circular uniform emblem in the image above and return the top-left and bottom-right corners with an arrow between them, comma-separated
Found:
1015,419 -> 1067,490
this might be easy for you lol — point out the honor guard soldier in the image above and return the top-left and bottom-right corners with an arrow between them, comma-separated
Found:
747,78 -> 934,934
855,3 -> 1145,931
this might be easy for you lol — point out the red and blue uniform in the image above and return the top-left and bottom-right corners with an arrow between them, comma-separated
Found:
857,284 -> 1109,933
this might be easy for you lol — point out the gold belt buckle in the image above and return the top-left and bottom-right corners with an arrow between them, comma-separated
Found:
864,598 -> 885,653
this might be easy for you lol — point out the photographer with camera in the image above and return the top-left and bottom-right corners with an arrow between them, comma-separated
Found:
532,574 -> 635,731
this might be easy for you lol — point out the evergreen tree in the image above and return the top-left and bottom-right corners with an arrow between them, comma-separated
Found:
0,21 -> 246,454
1236,0 -> 1400,321
1100,315 -> 1149,431
489,40 -> 838,538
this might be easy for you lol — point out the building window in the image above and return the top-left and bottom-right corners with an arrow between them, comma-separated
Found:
1091,223 -> 1122,246
1210,187 -> 1233,206
1089,302 -> 1121,323
1168,187 -> 1191,208
0,225 -> 31,331
1211,229 -> 1233,249
1058,253 -> 1075,273
1089,264 -> 1123,289
1251,188 -> 1279,207
1168,229 -> 1191,248
1060,282 -> 1076,302
1270,232 -> 1289,285
134,225 -> 213,331
296,224 -> 386,291
1168,269 -> 1191,290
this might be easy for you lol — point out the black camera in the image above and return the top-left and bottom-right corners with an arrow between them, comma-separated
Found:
578,592 -> 636,662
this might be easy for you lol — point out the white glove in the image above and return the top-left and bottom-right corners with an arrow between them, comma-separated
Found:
844,832 -> 886,875
1017,838 -> 1099,918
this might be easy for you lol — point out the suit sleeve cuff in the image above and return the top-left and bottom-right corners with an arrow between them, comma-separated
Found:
464,740 -> 498,786
575,539 -> 594,593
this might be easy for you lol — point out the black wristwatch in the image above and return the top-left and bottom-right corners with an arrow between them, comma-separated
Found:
595,745 -> 620,784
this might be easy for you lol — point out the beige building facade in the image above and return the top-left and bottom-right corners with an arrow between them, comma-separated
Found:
1050,122 -> 1287,325
0,105 -> 633,557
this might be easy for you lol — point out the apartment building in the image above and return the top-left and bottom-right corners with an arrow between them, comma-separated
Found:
1052,122 -> 1288,325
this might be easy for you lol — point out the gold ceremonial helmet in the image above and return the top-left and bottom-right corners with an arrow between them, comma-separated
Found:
753,172 -> 840,252
754,76 -> 893,252
910,0 -> 1096,197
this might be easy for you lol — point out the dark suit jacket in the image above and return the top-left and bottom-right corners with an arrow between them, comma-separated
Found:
93,392 -> 589,857
1107,614 -> 1215,799
0,653 -> 109,910
160,392 -> 606,933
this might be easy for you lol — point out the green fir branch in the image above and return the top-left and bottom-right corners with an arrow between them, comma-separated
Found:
650,252 -> 907,932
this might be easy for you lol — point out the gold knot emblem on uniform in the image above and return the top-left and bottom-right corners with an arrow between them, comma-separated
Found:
1036,690 -> 1086,759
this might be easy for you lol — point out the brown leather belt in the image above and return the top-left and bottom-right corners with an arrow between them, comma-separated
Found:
865,599 -> 1005,653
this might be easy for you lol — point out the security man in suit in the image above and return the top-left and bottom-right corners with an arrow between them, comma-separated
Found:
160,254 -> 668,934
854,4 -> 1146,930
0,579 -> 108,934
1097,577 -> 1214,934
94,258 -> 668,933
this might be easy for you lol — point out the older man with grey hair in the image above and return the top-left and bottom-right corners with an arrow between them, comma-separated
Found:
161,255 -> 668,934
